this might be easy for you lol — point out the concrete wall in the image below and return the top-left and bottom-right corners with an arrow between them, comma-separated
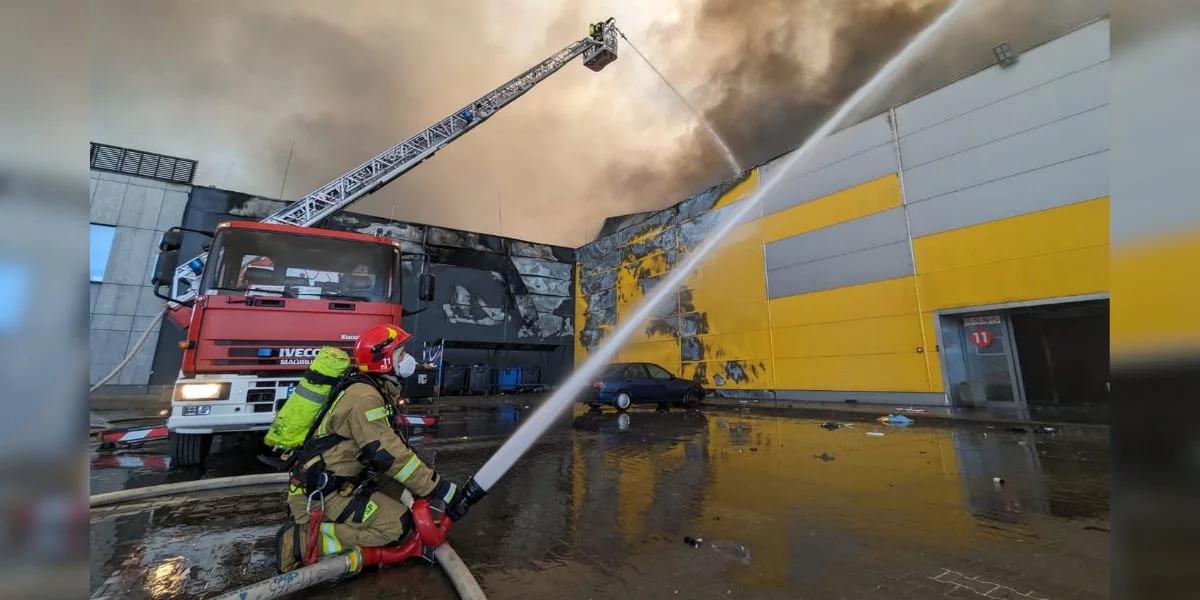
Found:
575,19 -> 1110,405
89,170 -> 190,392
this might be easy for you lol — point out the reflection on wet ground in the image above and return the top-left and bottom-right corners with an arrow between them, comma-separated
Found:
91,405 -> 1109,599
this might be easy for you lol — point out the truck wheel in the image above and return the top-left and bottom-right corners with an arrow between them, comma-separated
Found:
170,432 -> 212,467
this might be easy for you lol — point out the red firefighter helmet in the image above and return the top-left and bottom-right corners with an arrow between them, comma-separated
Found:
353,324 -> 412,373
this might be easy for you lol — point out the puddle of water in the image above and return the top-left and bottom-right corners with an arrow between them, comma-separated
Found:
91,408 -> 1109,599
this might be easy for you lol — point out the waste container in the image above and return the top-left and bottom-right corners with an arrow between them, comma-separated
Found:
442,364 -> 468,395
497,367 -> 521,392
407,366 -> 438,400
521,367 -> 541,386
468,364 -> 492,394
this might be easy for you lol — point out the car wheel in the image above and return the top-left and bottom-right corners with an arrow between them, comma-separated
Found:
615,392 -> 632,412
683,389 -> 701,407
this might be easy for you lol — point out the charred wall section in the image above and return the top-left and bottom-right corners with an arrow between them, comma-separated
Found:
574,171 -> 772,391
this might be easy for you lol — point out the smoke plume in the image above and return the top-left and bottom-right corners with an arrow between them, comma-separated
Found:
91,1 -> 1106,246
607,0 -> 1108,206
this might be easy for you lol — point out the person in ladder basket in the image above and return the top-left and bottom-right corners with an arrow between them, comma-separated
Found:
275,324 -> 470,573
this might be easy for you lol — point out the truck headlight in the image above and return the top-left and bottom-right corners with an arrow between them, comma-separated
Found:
176,382 -> 230,401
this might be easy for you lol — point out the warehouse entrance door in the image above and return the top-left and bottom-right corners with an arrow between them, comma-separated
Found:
938,298 -> 1109,420
941,313 -> 1023,408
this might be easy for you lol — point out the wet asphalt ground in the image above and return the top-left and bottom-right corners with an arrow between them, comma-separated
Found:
90,401 -> 1109,599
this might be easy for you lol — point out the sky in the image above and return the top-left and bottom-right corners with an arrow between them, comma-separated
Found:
91,0 -> 1107,247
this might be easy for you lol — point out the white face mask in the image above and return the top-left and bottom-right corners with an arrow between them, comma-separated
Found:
393,349 -> 417,378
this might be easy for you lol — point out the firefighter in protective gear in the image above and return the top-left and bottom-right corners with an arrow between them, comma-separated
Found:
275,324 -> 467,573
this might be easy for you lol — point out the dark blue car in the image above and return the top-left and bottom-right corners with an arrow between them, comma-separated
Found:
585,362 -> 703,411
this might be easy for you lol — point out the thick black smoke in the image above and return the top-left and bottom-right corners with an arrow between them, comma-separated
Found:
605,0 -> 1107,210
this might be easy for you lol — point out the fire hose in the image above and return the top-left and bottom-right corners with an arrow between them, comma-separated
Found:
89,474 -> 486,600
89,309 -> 165,392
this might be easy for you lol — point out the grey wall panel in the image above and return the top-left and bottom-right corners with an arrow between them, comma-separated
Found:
896,19 -> 1109,136
904,106 -> 1109,202
764,207 -> 908,270
908,150 -> 1108,237
900,62 -> 1108,169
759,114 -> 892,182
761,144 -> 896,216
766,241 -> 913,298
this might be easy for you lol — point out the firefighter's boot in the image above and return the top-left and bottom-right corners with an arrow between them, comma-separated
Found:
360,530 -> 423,567
275,523 -> 305,573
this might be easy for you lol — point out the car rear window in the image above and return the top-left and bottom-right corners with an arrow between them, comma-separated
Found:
645,364 -> 673,380
623,364 -> 649,378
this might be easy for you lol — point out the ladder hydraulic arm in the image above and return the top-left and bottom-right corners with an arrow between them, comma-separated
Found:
169,18 -> 618,302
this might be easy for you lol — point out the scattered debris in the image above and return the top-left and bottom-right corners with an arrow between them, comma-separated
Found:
820,421 -> 842,430
896,407 -> 927,413
814,452 -> 835,462
877,414 -> 913,426
749,447 -> 758,452
866,432 -> 885,437
1036,426 -> 1058,434
993,476 -> 1006,486
684,536 -> 704,548
1017,440 -> 1027,446
712,516 -> 721,521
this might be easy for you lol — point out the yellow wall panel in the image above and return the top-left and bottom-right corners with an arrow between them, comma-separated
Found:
920,312 -> 942,392
615,263 -> 643,310
711,169 -> 759,209
622,251 -> 672,279
772,314 -> 924,359
617,339 -> 681,373
688,298 -> 771,335
574,263 -> 588,366
774,354 -> 930,392
762,174 -> 901,243
917,245 -> 1108,310
768,277 -> 919,328
681,359 -> 774,389
913,197 -> 1109,273
693,330 -> 774,361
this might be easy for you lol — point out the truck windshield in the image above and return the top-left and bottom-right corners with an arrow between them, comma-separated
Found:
203,228 -> 399,303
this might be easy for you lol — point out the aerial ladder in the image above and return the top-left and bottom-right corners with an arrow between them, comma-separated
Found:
170,18 -> 618,301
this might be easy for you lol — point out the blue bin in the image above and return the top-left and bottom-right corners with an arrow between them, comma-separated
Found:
497,367 -> 521,392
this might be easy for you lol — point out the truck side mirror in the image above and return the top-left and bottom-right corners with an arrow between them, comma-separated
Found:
419,271 -> 435,302
160,228 -> 183,252
152,249 -> 179,287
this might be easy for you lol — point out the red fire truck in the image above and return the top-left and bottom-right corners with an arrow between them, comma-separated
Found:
149,19 -> 619,465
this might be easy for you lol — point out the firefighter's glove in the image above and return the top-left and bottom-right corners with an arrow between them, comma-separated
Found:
425,476 -> 465,524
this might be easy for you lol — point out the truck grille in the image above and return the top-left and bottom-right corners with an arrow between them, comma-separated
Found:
247,388 -> 276,412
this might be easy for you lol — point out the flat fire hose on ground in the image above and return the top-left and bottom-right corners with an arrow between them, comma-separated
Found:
89,474 -> 486,600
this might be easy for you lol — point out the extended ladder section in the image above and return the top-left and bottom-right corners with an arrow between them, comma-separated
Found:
172,19 -> 618,301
